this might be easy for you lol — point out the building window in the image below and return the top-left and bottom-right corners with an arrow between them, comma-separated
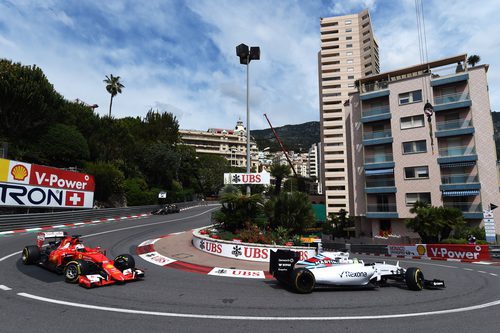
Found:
345,20 -> 352,25
346,43 -> 353,48
345,28 -> 352,32
348,83 -> 355,88
402,140 -> 427,154
346,51 -> 353,56
347,67 -> 354,72
404,166 -> 429,179
401,115 -> 425,129
347,59 -> 353,64
399,90 -> 423,105
405,193 -> 431,206
346,36 -> 352,40
348,75 -> 354,79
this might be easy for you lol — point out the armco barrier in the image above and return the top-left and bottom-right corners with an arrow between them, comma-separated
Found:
322,242 -> 388,255
490,245 -> 500,260
0,201 -> 202,232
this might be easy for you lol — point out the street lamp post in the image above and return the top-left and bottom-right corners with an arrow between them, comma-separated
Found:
236,43 -> 260,196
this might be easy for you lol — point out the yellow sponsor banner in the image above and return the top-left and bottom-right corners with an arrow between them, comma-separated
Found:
0,158 -> 10,182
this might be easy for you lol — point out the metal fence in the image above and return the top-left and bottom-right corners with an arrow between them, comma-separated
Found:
0,202 -> 203,232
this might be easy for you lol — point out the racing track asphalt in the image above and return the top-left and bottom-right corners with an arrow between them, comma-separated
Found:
1,205 -> 500,333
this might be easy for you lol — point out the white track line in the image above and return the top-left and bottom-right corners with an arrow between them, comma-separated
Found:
17,293 -> 500,320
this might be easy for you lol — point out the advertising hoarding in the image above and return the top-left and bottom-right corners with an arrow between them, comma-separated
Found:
0,158 -> 94,209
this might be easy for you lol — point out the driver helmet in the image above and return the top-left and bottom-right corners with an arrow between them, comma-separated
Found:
75,243 -> 85,251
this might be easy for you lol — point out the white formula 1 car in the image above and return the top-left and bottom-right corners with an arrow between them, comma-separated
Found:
269,249 -> 445,293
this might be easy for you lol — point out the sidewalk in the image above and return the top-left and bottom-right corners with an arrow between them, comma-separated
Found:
152,231 -> 269,271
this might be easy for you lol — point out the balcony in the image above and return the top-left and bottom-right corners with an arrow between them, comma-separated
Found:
440,173 -> 481,191
363,129 -> 393,146
360,81 -> 389,101
365,177 -> 396,194
437,145 -> 477,164
431,72 -> 469,87
361,105 -> 391,123
443,202 -> 483,219
435,119 -> 474,138
364,153 -> 394,170
366,203 -> 398,219
433,91 -> 471,112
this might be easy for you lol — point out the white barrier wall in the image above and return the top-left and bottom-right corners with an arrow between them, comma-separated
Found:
192,228 -> 317,262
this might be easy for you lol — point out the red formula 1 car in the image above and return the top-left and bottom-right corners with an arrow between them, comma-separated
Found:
22,231 -> 144,288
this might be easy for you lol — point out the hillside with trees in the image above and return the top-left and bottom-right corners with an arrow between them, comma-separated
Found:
251,121 -> 320,153
0,59 -> 239,208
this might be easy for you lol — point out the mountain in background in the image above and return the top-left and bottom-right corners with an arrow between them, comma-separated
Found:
251,121 -> 320,153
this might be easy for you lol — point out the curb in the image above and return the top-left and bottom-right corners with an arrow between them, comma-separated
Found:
0,214 -> 150,236
136,232 -> 273,280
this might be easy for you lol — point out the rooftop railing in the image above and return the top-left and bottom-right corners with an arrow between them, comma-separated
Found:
360,81 -> 389,93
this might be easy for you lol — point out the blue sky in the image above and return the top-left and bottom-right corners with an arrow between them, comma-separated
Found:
1,0 -> 499,130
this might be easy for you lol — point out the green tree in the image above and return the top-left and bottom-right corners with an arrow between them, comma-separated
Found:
84,161 -> 125,207
123,177 -> 156,206
196,154 -> 230,197
270,162 -> 291,195
467,54 -> 481,67
0,59 -> 63,159
39,123 -> 90,167
326,209 -> 354,238
88,117 -> 135,162
214,193 -> 265,232
103,74 -> 124,117
141,142 -> 179,188
141,109 -> 180,145
406,201 -> 465,243
283,176 -> 308,193
265,191 -> 315,235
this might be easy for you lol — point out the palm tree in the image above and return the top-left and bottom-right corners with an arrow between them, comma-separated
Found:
103,74 -> 125,117
270,162 -> 291,196
467,55 -> 481,67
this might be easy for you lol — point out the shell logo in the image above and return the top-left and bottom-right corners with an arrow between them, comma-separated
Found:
416,244 -> 427,256
11,164 -> 28,181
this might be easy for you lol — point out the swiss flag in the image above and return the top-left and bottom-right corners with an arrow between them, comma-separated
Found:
65,191 -> 85,206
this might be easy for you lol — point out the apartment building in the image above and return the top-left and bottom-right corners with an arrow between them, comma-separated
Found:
308,142 -> 323,195
319,9 -> 380,217
347,54 -> 498,237
179,120 -> 259,169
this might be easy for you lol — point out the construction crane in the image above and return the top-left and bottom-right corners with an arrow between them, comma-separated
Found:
263,113 -> 297,177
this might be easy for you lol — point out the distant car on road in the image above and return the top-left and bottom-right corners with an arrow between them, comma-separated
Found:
151,204 -> 180,215
22,231 -> 144,288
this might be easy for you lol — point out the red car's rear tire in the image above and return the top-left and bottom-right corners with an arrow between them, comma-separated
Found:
22,246 -> 40,265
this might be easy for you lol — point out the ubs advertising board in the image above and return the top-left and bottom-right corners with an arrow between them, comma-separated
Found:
0,158 -> 95,209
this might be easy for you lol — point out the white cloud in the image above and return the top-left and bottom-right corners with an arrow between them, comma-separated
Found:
1,0 -> 499,135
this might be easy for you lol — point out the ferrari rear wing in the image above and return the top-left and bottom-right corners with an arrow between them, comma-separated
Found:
37,231 -> 67,248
